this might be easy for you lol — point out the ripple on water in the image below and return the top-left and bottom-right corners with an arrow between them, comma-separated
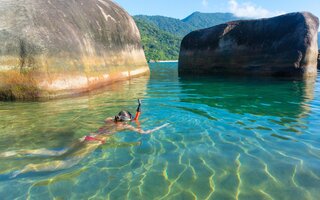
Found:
0,64 -> 320,199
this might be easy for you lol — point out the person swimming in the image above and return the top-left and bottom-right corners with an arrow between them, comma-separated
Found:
1,99 -> 168,177
84,99 -> 151,143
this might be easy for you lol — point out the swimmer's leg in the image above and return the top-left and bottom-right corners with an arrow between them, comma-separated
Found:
0,148 -> 70,158
101,141 -> 141,149
11,157 -> 82,178
11,143 -> 100,178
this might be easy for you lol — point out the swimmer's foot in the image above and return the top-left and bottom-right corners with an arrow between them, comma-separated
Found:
0,151 -> 17,158
10,170 -> 22,178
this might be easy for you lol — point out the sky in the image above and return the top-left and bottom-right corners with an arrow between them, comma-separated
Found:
113,0 -> 320,19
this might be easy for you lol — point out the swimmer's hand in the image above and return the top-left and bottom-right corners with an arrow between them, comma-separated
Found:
138,99 -> 142,105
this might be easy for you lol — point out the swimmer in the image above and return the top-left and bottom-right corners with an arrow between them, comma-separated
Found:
1,99 -> 169,177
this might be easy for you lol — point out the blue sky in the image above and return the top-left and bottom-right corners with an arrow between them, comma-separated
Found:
113,0 -> 320,19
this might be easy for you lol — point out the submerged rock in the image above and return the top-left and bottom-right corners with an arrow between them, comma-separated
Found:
179,12 -> 319,78
0,0 -> 148,100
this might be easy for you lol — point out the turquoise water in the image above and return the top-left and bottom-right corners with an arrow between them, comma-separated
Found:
0,62 -> 320,199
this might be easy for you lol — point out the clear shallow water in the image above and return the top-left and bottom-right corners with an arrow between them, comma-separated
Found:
0,62 -> 320,199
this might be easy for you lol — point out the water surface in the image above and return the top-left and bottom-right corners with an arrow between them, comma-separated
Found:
0,62 -> 320,199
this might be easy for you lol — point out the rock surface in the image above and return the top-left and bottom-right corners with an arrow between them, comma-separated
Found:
179,12 -> 319,78
0,0 -> 148,100
318,50 -> 320,69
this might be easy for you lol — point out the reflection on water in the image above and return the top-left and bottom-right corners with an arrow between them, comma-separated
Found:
0,62 -> 320,200
179,76 -> 315,118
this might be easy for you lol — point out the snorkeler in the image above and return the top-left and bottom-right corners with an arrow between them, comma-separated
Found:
83,99 -> 145,143
0,99 -> 168,177
83,99 -> 163,144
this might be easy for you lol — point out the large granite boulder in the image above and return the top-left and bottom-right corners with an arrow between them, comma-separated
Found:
179,12 -> 319,78
0,0 -> 148,100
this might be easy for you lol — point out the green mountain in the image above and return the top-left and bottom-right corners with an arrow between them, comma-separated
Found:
182,12 -> 240,30
134,17 -> 181,61
134,15 -> 193,37
134,12 -> 240,61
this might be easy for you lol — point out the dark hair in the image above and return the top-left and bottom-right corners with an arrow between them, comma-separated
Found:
114,110 -> 133,122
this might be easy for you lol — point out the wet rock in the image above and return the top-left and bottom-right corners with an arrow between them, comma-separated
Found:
179,12 -> 319,78
318,50 -> 320,69
0,0 -> 148,100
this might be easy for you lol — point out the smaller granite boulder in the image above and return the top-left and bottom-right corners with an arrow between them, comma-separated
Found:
179,12 -> 319,78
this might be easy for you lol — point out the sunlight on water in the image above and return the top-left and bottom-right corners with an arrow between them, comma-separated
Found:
0,62 -> 320,199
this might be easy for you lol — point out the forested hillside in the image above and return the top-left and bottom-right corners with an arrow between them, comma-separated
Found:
134,15 -> 193,37
134,12 -> 240,61
134,18 -> 181,61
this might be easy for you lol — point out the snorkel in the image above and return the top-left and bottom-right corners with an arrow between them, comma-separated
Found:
134,99 -> 141,121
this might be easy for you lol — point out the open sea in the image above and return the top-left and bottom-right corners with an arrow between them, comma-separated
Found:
0,62 -> 320,199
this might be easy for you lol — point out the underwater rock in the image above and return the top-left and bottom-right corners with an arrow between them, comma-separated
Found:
0,0 -> 148,100
179,12 -> 319,78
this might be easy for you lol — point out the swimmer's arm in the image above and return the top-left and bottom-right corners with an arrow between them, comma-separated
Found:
104,117 -> 114,123
125,123 -> 169,135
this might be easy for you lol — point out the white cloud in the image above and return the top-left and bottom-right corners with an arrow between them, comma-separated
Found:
228,0 -> 284,19
202,0 -> 209,7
